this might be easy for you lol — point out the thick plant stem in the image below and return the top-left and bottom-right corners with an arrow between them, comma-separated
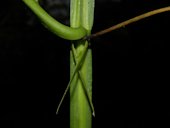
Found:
70,47 -> 92,128
70,0 -> 94,128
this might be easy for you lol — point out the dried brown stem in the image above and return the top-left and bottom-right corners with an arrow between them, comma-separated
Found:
87,6 -> 170,40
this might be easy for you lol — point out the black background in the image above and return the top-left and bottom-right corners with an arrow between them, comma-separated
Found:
0,0 -> 169,128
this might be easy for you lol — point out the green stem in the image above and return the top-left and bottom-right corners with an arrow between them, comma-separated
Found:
70,43 -> 92,128
71,44 -> 95,116
22,0 -> 86,40
70,0 -> 94,128
22,0 -> 94,127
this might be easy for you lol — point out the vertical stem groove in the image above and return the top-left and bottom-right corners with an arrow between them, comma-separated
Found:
70,0 -> 94,128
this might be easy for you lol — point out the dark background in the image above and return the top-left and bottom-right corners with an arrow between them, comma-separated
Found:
0,0 -> 169,128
